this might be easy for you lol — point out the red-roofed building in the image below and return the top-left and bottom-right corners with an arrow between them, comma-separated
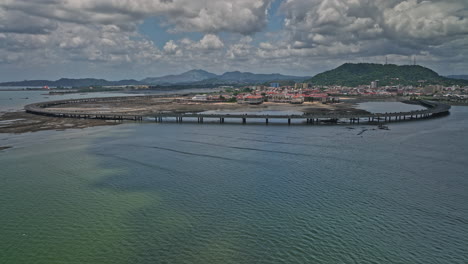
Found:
304,93 -> 330,103
237,94 -> 264,104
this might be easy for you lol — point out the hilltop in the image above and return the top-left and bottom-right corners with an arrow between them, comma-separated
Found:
307,63 -> 468,87
141,70 -> 217,85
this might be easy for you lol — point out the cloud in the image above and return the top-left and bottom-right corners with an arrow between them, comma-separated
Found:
0,0 -> 467,80
280,0 -> 468,48
197,34 -> 224,50
0,9 -> 58,34
163,40 -> 179,54
1,0 -> 274,34
383,0 -> 468,42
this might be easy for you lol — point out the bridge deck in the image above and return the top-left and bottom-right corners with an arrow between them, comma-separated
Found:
24,96 -> 451,124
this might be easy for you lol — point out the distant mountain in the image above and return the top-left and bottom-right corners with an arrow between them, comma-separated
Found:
307,63 -> 468,86
0,78 -> 143,87
142,70 -> 217,85
216,71 -> 309,83
447,75 -> 468,80
1,70 -> 311,87
142,70 -> 310,85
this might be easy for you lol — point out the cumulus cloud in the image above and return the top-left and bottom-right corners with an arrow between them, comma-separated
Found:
163,40 -> 179,54
280,0 -> 468,49
0,0 -> 467,79
383,0 -> 468,41
197,34 -> 224,50
0,0 -> 273,76
249,0 -> 466,72
1,0 -> 273,34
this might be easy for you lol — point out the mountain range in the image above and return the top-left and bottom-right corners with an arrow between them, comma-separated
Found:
143,70 -> 310,85
1,65 -> 466,87
0,70 -> 310,87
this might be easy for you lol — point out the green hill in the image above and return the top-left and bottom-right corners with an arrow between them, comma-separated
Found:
307,63 -> 468,87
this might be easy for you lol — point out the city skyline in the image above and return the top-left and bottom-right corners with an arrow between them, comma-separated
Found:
1,0 -> 467,82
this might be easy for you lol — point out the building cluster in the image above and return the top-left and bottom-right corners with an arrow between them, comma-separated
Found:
188,80 -> 468,105
312,81 -> 468,99
191,84 -> 337,105
235,84 -> 339,105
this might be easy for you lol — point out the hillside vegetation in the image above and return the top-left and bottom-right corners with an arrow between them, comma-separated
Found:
307,63 -> 468,86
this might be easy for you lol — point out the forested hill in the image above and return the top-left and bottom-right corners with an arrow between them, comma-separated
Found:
307,63 -> 468,86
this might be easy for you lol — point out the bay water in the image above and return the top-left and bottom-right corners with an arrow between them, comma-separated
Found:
0,96 -> 467,263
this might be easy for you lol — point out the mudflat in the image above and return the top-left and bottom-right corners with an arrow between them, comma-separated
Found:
45,98 -> 370,115
0,111 -> 118,134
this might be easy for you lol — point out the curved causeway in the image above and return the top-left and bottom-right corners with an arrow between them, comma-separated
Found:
25,96 -> 451,125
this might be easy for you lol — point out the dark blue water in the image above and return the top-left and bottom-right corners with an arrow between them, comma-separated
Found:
0,106 -> 467,263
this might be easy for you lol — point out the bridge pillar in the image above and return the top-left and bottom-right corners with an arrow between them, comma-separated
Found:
266,118 -> 269,124
242,118 -> 246,124
288,118 -> 291,125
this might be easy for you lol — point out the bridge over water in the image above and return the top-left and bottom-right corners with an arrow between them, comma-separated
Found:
24,96 -> 451,125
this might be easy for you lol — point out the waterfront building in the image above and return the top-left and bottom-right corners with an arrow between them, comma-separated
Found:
191,94 -> 208,101
291,95 -> 305,104
304,94 -> 329,103
237,94 -> 264,104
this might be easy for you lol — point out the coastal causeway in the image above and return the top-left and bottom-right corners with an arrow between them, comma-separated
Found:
24,96 -> 451,125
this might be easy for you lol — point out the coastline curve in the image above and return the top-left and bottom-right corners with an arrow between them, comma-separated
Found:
24,96 -> 451,125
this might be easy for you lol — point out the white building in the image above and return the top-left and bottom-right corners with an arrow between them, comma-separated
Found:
191,94 -> 208,101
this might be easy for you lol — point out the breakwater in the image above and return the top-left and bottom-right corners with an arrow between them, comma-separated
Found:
24,96 -> 450,125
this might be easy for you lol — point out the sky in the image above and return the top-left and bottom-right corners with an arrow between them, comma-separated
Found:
0,0 -> 467,82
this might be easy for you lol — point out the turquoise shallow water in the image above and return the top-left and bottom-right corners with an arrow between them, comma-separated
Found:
0,106 -> 467,263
